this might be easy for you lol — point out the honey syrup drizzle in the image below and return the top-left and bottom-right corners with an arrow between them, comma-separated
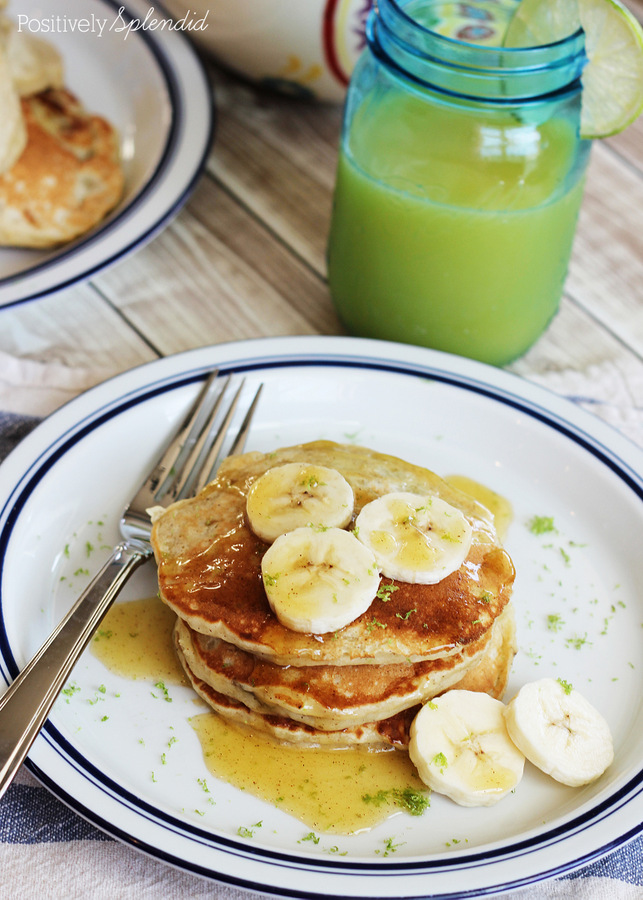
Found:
92,597 -> 426,834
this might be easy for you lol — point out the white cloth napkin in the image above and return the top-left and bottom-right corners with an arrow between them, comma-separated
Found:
525,357 -> 643,449
1,351 -> 641,900
0,349 -> 110,416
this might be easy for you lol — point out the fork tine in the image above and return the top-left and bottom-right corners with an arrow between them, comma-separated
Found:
227,382 -> 263,457
159,374 -> 233,502
176,378 -> 245,500
148,368 -> 222,499
190,382 -> 264,496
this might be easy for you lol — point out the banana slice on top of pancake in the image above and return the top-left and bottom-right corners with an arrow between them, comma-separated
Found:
356,491 -> 473,584
247,462 -> 354,543
261,525 -> 380,633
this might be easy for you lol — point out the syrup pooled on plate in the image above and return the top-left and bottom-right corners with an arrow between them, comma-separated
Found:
92,596 -> 427,834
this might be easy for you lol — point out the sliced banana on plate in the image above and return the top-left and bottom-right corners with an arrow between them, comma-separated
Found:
503,678 -> 614,787
409,690 -> 525,807
247,462 -> 354,543
261,525 -> 380,633
355,491 -> 473,584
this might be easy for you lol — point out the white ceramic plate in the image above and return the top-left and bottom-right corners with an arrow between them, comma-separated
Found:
0,0 -> 213,309
1,335 -> 642,897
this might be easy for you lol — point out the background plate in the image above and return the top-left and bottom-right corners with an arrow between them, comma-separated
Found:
0,335 -> 642,898
0,0 -> 213,308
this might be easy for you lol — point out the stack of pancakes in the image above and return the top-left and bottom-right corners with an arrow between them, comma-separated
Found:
151,441 -> 517,749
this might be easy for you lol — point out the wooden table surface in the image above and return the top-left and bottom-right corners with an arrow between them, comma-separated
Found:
1,5 -> 643,398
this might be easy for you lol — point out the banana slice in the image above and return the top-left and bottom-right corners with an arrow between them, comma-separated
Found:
246,462 -> 354,543
409,690 -> 525,807
261,525 -> 380,633
503,678 -> 614,787
355,492 -> 473,584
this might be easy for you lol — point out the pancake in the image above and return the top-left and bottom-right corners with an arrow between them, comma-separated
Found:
176,603 -> 517,748
152,441 -> 515,666
0,88 -> 124,247
0,43 -> 25,174
0,14 -> 64,97
173,608 -> 511,730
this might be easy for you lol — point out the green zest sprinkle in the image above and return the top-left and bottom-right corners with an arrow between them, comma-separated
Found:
363,787 -> 430,816
547,614 -> 565,632
154,681 -> 172,702
566,633 -> 591,650
431,752 -> 448,773
379,837 -> 406,857
301,475 -> 325,489
528,515 -> 556,535
376,583 -> 399,601
61,682 -> 80,700
263,572 -> 279,588
237,821 -> 262,838
557,678 -> 574,695
299,832 -> 320,845
93,629 -> 113,641
396,608 -> 416,620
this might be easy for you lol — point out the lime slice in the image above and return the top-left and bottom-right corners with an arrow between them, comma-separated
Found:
503,0 -> 582,46
503,0 -> 643,138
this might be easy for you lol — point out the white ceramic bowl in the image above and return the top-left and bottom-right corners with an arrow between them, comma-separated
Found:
161,0 -> 371,101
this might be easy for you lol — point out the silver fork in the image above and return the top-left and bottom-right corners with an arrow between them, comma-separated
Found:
0,369 -> 262,800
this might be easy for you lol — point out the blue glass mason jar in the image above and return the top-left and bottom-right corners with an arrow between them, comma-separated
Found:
326,0 -> 590,366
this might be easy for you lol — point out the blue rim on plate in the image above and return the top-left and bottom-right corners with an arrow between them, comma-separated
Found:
0,336 -> 641,898
0,0 -> 214,309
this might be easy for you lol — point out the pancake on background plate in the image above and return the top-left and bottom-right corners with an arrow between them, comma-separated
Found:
0,5 -> 124,246
0,88 -> 124,248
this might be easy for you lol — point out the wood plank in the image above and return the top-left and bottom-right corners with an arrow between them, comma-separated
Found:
0,283 -> 156,372
606,114 -> 643,174
509,293 -> 643,376
93,177 -> 343,355
207,68 -> 341,275
565,141 -> 643,353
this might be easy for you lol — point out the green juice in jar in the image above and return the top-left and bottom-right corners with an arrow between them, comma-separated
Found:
327,0 -> 589,366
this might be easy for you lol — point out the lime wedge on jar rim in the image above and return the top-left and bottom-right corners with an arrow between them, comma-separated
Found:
503,0 -> 643,138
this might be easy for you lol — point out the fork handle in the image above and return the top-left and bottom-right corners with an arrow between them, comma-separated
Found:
0,540 -> 152,799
